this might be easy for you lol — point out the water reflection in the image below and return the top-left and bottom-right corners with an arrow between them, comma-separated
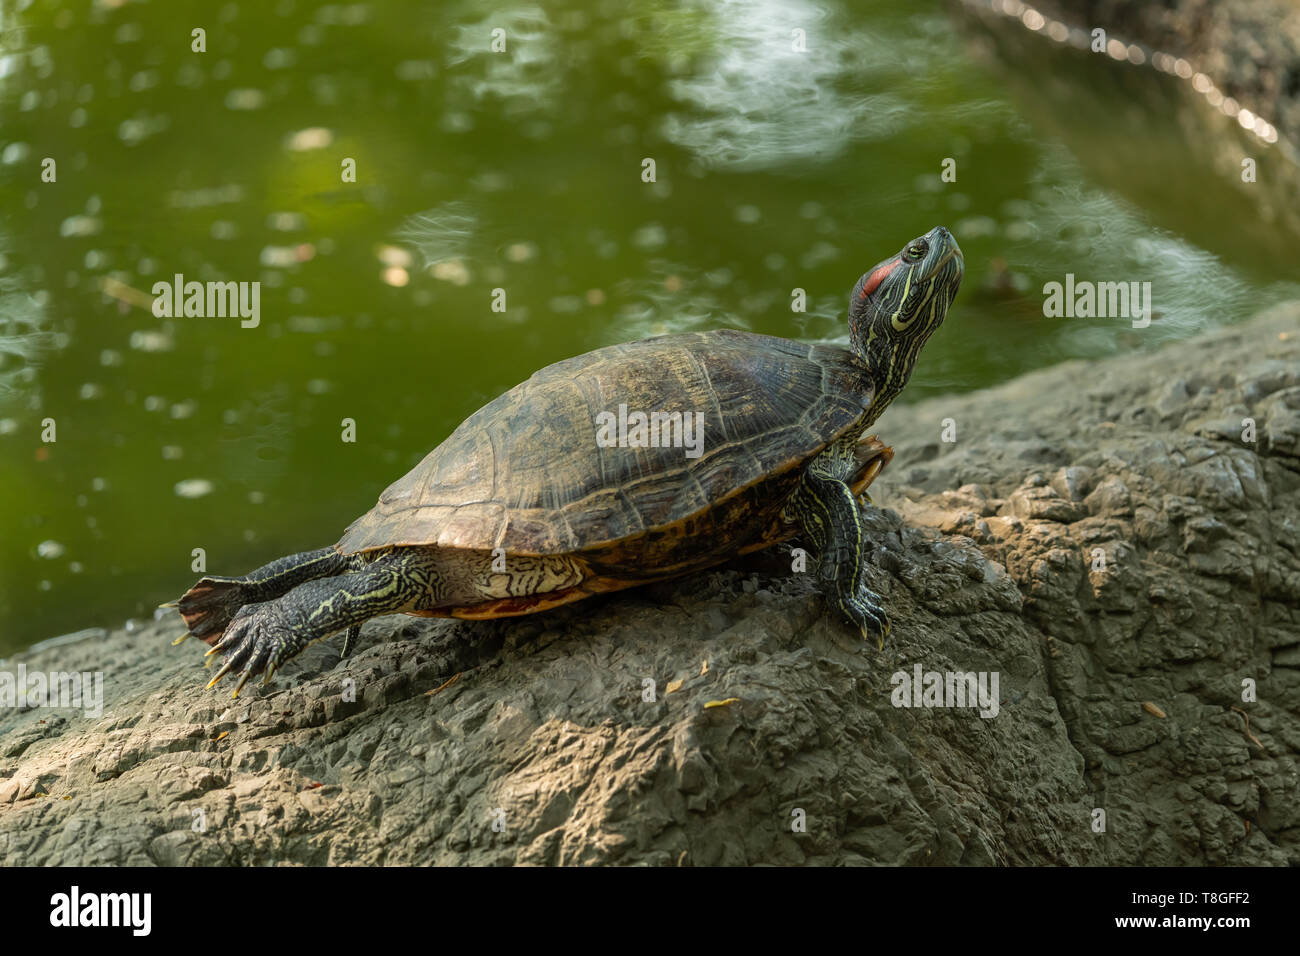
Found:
0,0 -> 1298,650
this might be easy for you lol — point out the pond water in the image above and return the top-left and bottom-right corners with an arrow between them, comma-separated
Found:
1,0 -> 1297,652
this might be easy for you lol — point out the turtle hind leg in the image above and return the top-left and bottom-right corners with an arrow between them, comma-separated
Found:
789,437 -> 891,648
204,550 -> 431,697
173,546 -> 353,645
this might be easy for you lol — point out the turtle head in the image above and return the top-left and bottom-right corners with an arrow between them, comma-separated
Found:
848,226 -> 963,420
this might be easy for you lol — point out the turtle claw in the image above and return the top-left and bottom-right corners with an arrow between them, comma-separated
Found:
199,601 -> 302,695
171,632 -> 191,646
840,588 -> 890,651
340,624 -> 361,660
858,621 -> 887,651
205,658 -> 236,690
231,667 -> 256,699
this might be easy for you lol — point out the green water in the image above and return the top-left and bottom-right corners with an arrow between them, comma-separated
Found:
1,0 -> 1297,652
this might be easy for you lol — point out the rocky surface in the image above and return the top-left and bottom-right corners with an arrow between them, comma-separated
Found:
2,304 -> 1298,866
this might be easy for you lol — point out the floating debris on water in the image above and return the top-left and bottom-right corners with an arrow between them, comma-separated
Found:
267,211 -> 306,231
168,184 -> 245,208
285,126 -> 333,151
36,540 -> 65,559
1,142 -> 30,164
430,259 -> 470,285
225,89 -> 265,110
632,223 -> 667,250
376,245 -> 412,268
129,329 -> 174,352
59,215 -> 101,237
260,244 -> 314,267
174,479 -> 214,498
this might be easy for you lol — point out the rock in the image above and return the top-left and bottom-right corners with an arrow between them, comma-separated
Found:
1262,389 -> 1300,457
1,303 -> 1298,866
1006,479 -> 1087,523
1083,476 -> 1132,517
1030,0 -> 1300,150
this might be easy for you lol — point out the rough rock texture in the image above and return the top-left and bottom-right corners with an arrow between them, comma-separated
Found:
2,304 -> 1298,866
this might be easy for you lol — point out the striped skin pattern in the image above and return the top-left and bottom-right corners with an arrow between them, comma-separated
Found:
785,435 -> 889,646
176,547 -> 355,645
191,546 -> 584,696
851,227 -> 964,424
178,227 -> 963,695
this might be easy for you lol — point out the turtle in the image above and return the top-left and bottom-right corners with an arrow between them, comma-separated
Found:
171,226 -> 963,697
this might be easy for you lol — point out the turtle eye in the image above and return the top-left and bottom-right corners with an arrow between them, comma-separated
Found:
906,241 -> 927,261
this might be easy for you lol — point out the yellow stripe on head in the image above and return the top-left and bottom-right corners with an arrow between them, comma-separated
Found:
889,268 -> 917,330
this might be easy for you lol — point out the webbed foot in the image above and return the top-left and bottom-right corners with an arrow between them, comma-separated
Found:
174,576 -> 250,645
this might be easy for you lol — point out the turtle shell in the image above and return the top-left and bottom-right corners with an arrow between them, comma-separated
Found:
336,329 -> 876,574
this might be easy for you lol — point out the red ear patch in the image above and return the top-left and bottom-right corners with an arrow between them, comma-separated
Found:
860,259 -> 900,299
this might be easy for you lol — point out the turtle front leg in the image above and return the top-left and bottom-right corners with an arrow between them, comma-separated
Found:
171,547 -> 354,645
204,551 -> 427,697
788,439 -> 890,648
